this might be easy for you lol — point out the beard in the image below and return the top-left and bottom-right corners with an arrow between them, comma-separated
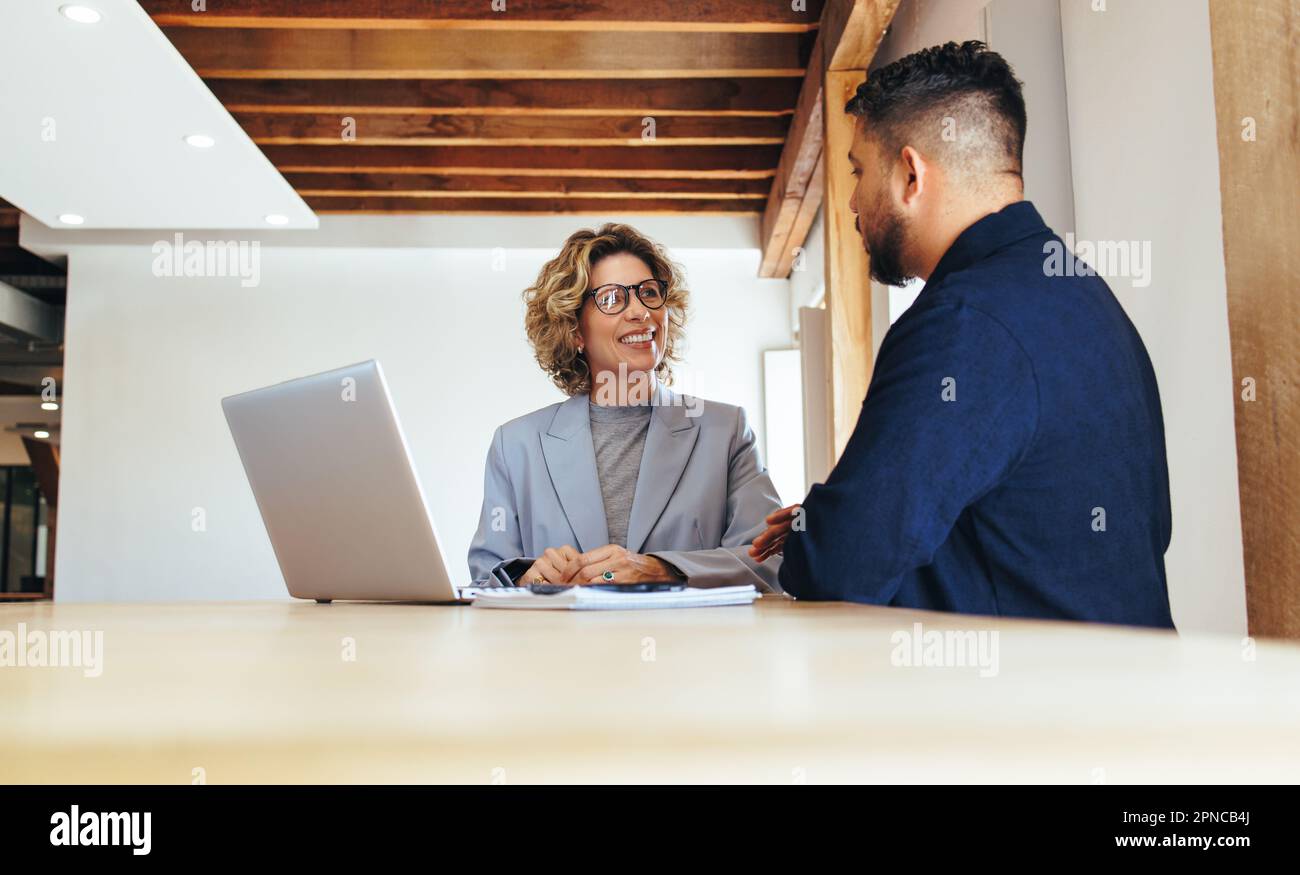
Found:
862,196 -> 915,288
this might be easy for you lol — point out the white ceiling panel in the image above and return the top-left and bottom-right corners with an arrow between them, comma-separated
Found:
0,0 -> 317,229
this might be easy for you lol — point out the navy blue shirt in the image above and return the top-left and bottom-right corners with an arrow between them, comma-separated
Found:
779,201 -> 1175,629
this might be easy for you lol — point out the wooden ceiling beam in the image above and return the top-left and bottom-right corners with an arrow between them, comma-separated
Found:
302,190 -> 766,202
759,34 -> 826,277
305,196 -> 761,214
235,112 -> 787,146
262,145 -> 781,178
205,78 -> 800,115
206,77 -> 803,116
161,27 -> 808,79
820,0 -> 898,71
144,6 -> 817,216
142,0 -> 825,32
283,172 -> 770,198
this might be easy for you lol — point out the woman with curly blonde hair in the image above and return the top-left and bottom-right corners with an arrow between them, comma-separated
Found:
468,223 -> 783,591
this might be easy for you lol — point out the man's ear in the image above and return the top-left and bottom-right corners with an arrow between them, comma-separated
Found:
898,145 -> 928,207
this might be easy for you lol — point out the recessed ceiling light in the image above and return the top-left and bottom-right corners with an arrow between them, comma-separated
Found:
58,214 -> 85,225
34,430 -> 50,439
184,134 -> 216,149
264,214 -> 289,226
59,5 -> 102,24
41,402 -> 60,411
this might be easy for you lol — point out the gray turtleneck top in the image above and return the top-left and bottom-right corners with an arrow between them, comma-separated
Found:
587,400 -> 653,548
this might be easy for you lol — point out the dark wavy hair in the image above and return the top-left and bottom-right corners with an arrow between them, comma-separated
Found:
846,40 -> 1026,174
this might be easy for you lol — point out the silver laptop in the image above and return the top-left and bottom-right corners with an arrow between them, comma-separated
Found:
222,360 -> 473,603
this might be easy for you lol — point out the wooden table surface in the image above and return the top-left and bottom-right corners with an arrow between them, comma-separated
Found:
3,597 -> 1298,783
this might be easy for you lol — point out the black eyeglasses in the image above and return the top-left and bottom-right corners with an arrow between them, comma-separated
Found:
585,279 -> 668,315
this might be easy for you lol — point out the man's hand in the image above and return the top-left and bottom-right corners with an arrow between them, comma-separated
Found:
574,545 -> 684,584
519,545 -> 582,584
748,504 -> 801,562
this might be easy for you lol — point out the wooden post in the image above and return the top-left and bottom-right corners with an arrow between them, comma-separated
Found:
1208,0 -> 1300,637
822,68 -> 874,461
818,0 -> 898,461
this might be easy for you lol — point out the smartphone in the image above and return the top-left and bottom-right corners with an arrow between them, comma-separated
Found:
527,581 -> 688,595
587,582 -> 687,592
526,584 -> 573,595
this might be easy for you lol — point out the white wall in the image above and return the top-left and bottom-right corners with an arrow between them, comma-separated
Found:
1059,0 -> 1246,634
874,0 -> 987,63
50,216 -> 791,601
985,0 -> 1076,236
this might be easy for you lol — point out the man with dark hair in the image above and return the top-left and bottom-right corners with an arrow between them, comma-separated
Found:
750,41 -> 1175,628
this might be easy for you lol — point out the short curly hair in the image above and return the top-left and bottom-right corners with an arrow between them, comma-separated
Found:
523,223 -> 689,396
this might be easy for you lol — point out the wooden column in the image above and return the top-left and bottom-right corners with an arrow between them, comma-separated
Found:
1208,0 -> 1300,638
819,0 -> 898,460
822,68 -> 873,461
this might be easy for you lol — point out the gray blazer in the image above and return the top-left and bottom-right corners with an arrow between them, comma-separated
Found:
468,387 -> 784,591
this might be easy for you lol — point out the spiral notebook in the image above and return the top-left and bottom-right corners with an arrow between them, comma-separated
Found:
471,584 -> 759,611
